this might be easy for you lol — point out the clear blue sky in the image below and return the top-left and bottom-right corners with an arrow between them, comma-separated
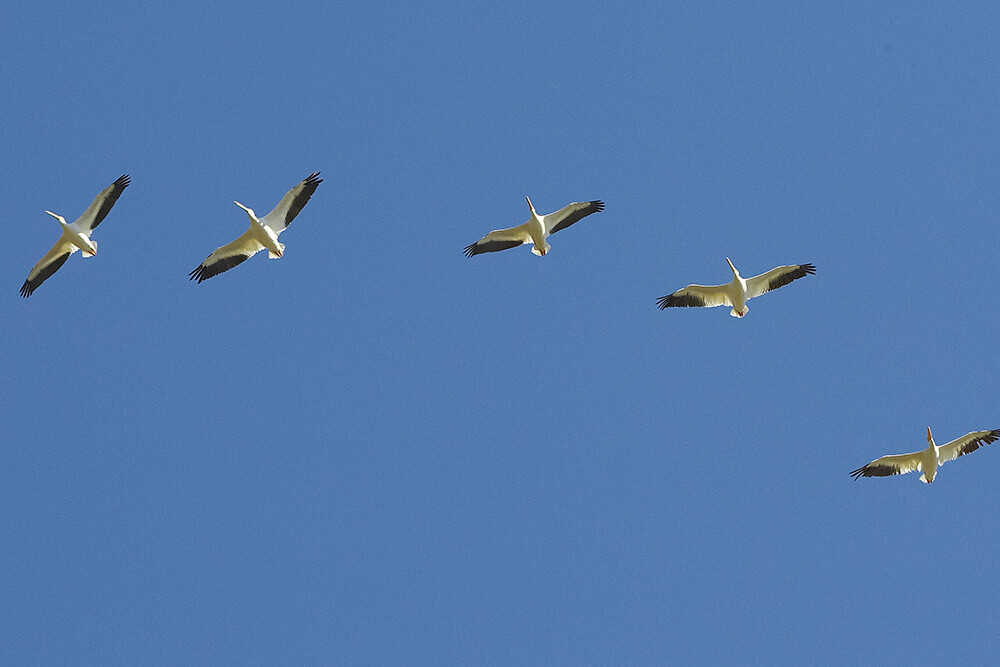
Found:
3,1 -> 999,664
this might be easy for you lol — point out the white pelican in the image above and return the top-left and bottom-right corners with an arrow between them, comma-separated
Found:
19,174 -> 130,298
656,258 -> 815,317
189,172 -> 322,283
851,427 -> 1000,483
464,197 -> 604,257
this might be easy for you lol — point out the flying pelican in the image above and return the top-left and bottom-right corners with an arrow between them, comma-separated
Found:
851,427 -> 1000,483
656,258 -> 815,317
19,174 -> 131,298
464,197 -> 604,257
189,172 -> 322,283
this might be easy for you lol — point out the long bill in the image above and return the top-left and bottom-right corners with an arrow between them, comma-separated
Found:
43,210 -> 67,225
927,426 -> 934,443
233,201 -> 259,223
725,256 -> 738,278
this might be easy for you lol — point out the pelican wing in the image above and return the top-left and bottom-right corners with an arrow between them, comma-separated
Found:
746,263 -> 815,299
70,174 -> 130,233
189,230 -> 265,283
464,222 -> 533,257
259,172 -> 323,234
937,429 -> 1000,465
850,451 -> 924,479
544,200 -> 605,235
20,239 -> 77,297
656,283 -> 733,310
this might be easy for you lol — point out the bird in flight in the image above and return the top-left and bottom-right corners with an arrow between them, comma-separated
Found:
851,426 -> 1000,483
464,197 -> 604,258
20,174 -> 130,298
189,172 -> 322,283
657,258 -> 815,318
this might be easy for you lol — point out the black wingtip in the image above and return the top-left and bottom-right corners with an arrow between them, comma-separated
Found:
463,242 -> 479,258
19,281 -> 31,298
656,293 -> 704,309
849,464 -> 873,479
188,265 -> 206,283
592,200 -> 605,212
115,174 -> 131,189
801,263 -> 816,275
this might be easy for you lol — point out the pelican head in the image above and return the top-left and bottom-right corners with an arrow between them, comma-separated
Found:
725,257 -> 740,279
927,426 -> 934,445
524,195 -> 538,218
234,201 -> 260,224
44,210 -> 67,226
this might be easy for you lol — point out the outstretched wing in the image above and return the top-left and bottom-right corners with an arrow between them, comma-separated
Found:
937,429 -> 1000,465
543,200 -> 604,235
189,230 -> 264,283
746,263 -> 815,299
259,172 -> 323,234
656,283 -> 732,310
850,451 -> 924,479
71,174 -> 130,233
464,222 -> 533,257
20,239 -> 77,297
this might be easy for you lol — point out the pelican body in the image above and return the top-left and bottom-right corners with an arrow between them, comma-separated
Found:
49,212 -> 99,256
725,257 -> 748,317
524,196 -> 549,256
19,174 -> 130,298
189,172 -> 322,283
915,427 -> 943,483
657,257 -> 816,317
464,196 -> 605,257
851,426 -> 1000,483
235,202 -> 285,258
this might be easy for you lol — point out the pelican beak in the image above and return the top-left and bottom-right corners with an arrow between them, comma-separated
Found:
233,201 -> 261,223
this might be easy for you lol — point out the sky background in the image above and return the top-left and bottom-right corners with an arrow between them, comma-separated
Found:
2,1 -> 999,664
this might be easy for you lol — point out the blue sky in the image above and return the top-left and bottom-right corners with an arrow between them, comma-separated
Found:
3,1 -> 1000,664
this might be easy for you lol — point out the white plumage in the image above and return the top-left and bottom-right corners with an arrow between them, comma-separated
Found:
20,175 -> 130,298
657,258 -> 815,317
851,427 -> 1000,483
464,197 -> 604,257
189,172 -> 322,283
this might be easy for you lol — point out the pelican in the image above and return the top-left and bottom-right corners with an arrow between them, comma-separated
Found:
656,258 -> 815,317
19,174 -> 130,298
464,197 -> 604,257
189,172 -> 322,283
851,427 -> 1000,483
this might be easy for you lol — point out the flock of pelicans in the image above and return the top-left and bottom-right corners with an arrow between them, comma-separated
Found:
19,173 -> 998,484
